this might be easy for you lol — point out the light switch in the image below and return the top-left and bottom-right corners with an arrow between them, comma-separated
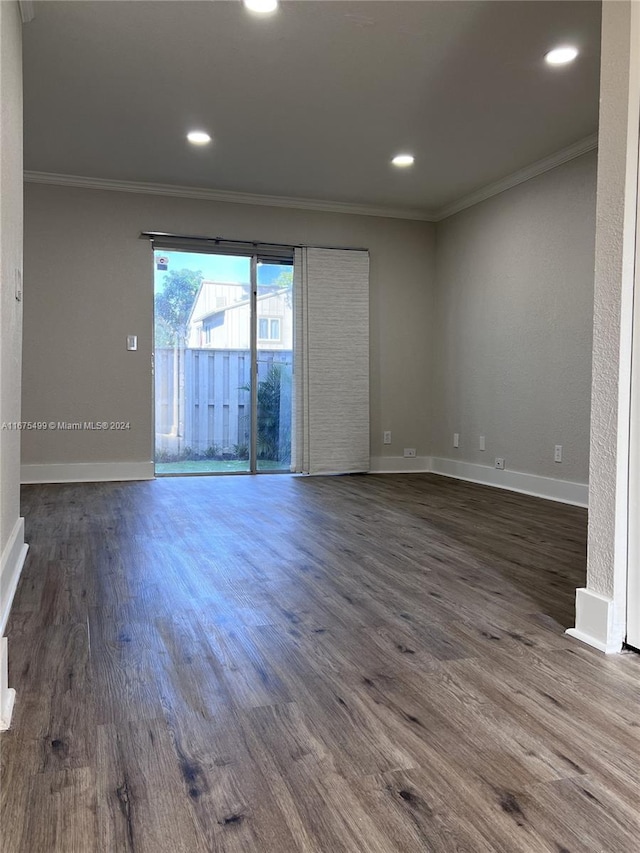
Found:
127,335 -> 138,351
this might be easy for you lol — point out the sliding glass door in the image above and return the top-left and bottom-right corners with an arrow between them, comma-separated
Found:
256,260 -> 293,471
153,247 -> 292,475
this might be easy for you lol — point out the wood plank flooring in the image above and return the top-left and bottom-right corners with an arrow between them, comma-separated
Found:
1,473 -> 639,852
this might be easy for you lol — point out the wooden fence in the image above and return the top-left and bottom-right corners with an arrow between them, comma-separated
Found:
155,347 -> 292,457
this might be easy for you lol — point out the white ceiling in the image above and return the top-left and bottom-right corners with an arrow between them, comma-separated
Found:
23,1 -> 601,216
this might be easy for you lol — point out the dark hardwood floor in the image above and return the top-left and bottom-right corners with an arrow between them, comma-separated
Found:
1,473 -> 639,852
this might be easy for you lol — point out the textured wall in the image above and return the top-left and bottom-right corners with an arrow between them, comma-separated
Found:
22,184 -> 435,467
586,0 -> 639,638
433,152 -> 597,483
0,1 -> 23,556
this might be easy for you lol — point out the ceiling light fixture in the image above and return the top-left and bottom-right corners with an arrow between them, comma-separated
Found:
391,154 -> 415,168
244,0 -> 279,13
545,45 -> 579,65
187,131 -> 212,145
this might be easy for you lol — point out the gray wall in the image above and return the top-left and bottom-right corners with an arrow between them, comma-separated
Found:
22,184 -> 435,467
433,151 -> 597,483
22,154 -> 599,484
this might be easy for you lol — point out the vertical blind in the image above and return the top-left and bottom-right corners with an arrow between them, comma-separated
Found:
293,247 -> 370,475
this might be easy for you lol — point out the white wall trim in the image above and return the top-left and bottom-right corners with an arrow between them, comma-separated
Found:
0,517 -> 28,637
566,588 -> 622,654
21,461 -> 155,484
430,457 -> 588,507
433,133 -> 598,221
1,518 -> 28,731
23,171 -> 435,222
0,638 -> 16,731
370,455 -> 433,474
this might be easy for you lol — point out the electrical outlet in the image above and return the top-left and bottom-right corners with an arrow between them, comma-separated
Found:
453,433 -> 459,448
479,435 -> 485,451
495,457 -> 505,470
383,431 -> 392,445
404,448 -> 416,458
554,445 -> 562,463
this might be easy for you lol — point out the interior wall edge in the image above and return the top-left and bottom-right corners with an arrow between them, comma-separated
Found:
0,639 -> 16,731
566,587 -> 622,653
0,516 -> 28,637
0,517 -> 28,731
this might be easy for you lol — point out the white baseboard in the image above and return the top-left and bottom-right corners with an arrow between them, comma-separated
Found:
370,455 -> 433,474
430,457 -> 588,507
21,461 -> 155,484
566,588 -> 622,654
1,518 -> 28,731
1,517 -> 28,636
0,638 -> 16,731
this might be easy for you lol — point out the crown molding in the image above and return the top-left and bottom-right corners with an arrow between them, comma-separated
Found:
18,2 -> 35,24
24,132 -> 598,225
22,171 -> 436,222
432,132 -> 598,222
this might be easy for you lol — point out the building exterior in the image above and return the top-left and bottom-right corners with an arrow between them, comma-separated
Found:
188,280 -> 293,351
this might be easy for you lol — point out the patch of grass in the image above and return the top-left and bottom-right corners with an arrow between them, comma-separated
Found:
155,459 -> 285,475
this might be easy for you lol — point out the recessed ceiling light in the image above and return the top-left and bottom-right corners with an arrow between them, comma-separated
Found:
545,45 -> 579,65
244,0 -> 278,13
187,131 -> 212,145
392,154 -> 415,168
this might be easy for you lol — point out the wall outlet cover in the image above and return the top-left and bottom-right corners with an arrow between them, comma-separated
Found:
404,448 -> 417,458
383,431 -> 392,445
495,457 -> 505,469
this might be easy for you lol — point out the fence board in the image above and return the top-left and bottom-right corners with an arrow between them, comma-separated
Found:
155,348 -> 292,456
214,352 -> 225,449
198,352 -> 208,450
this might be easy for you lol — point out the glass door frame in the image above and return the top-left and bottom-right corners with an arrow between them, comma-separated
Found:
151,240 -> 293,476
249,254 -> 259,473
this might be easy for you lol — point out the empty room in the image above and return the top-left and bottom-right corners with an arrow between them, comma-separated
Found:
1,1 -> 639,851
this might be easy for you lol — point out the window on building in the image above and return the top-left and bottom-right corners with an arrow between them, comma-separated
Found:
258,317 -> 281,341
